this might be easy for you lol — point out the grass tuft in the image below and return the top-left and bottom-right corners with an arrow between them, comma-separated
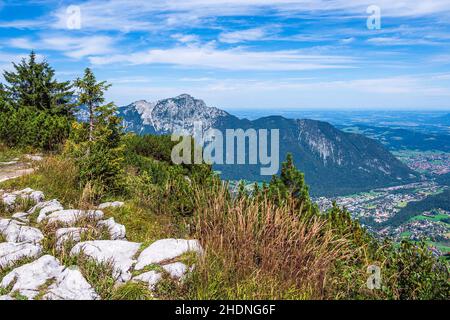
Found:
188,184 -> 352,300
111,282 -> 153,300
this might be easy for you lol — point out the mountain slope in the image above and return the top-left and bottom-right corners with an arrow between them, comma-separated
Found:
101,94 -> 419,196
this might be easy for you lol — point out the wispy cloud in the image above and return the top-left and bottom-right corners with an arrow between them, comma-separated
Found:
367,37 -> 440,46
1,1 -> 450,109
89,44 -> 357,71
219,28 -> 269,43
105,73 -> 450,108
0,0 -> 445,32
6,35 -> 117,59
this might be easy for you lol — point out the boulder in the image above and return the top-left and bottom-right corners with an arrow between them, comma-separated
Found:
0,219 -> 44,244
1,193 -> 17,207
0,295 -> 14,300
132,270 -> 162,290
135,239 -> 202,270
162,262 -> 188,279
28,191 -> 45,203
0,255 -> 64,300
97,218 -> 126,240
43,266 -> 99,300
1,188 -> 44,209
70,240 -> 141,282
45,210 -> 104,226
98,202 -> 124,210
55,227 -> 88,250
30,199 -> 64,223
0,218 -> 24,231
0,242 -> 42,269
12,212 -> 30,223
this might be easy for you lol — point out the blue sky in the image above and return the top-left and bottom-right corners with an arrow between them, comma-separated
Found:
0,0 -> 450,110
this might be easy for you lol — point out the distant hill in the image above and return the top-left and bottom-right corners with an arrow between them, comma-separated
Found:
78,94 -> 419,196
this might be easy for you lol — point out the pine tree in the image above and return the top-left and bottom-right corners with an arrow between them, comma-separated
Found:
74,68 -> 113,143
69,68 -> 124,192
268,153 -> 317,216
2,51 -> 74,116
0,84 -> 9,112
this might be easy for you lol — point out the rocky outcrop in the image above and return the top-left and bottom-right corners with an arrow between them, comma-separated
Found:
70,240 -> 141,283
55,227 -> 88,250
44,209 -> 104,226
31,199 -> 64,223
0,242 -> 42,269
43,266 -> 99,300
0,188 -> 203,300
98,202 -> 124,210
0,255 -> 64,299
97,218 -> 126,240
0,219 -> 44,244
135,239 -> 202,269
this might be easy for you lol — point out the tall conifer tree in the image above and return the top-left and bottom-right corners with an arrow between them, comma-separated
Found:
2,51 -> 74,116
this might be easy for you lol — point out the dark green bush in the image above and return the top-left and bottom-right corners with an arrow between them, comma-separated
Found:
0,106 -> 71,151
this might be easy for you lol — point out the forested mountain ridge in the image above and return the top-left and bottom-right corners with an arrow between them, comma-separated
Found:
106,94 -> 418,196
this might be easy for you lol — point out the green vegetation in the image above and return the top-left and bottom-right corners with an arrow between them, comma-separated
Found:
437,172 -> 450,186
386,189 -> 450,228
0,52 -> 74,151
0,52 -> 449,300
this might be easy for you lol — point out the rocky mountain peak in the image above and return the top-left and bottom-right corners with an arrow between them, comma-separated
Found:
103,94 -> 418,196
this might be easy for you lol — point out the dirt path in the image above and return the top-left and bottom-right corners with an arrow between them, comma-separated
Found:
0,155 -> 42,183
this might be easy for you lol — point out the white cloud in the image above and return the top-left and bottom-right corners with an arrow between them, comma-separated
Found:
0,19 -> 48,29
181,75 -> 448,95
219,28 -> 268,43
340,37 -> 355,44
89,44 -> 356,71
367,37 -> 440,46
171,34 -> 200,44
7,35 -> 116,59
105,73 -> 450,108
33,0 -> 450,33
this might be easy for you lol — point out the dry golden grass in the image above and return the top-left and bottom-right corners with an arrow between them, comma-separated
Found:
189,184 -> 354,299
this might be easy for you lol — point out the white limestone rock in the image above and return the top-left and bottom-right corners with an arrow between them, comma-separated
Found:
98,201 -> 124,210
1,188 -> 44,209
12,212 -> 30,223
25,154 -> 43,162
0,218 -> 24,232
45,209 -> 104,226
0,219 -> 44,244
29,191 -> 44,203
132,270 -> 162,290
70,240 -> 141,282
0,295 -> 14,300
55,227 -> 88,250
0,242 -> 42,269
43,266 -> 99,300
18,188 -> 34,194
0,255 -> 64,300
1,193 -> 17,207
162,262 -> 188,279
30,199 -> 64,223
97,218 -> 126,240
135,239 -> 202,270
